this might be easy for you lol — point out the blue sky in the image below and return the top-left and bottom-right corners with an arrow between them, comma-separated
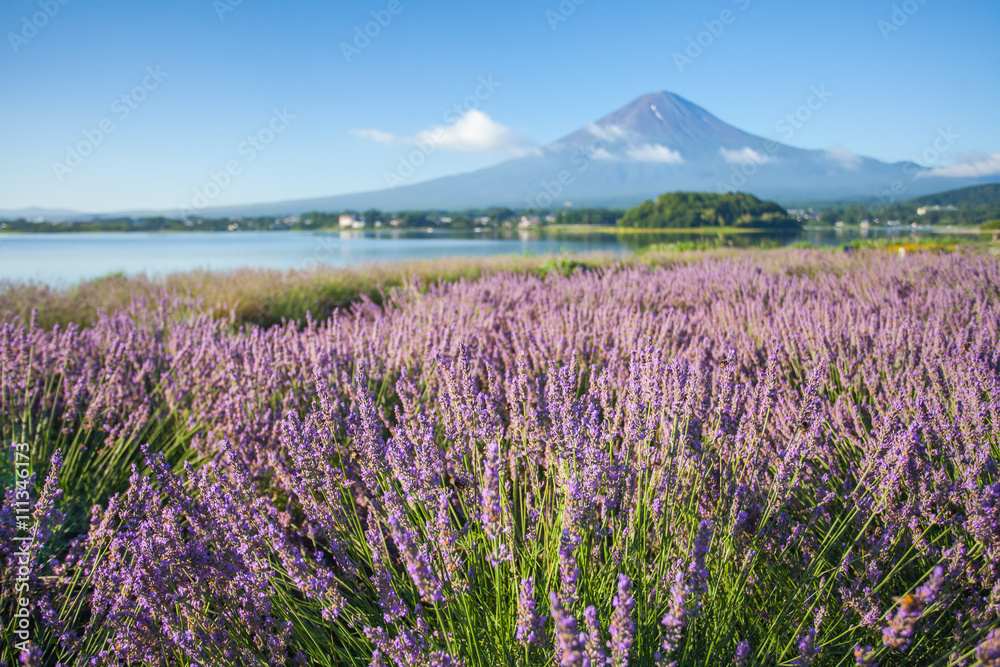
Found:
1,0 -> 997,213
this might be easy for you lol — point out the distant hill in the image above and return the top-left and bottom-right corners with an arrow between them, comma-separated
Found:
619,191 -> 797,229
906,183 -> 1000,208
815,182 -> 1000,227
0,207 -> 90,221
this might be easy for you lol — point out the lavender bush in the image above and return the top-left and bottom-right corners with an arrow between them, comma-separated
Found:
1,249 -> 998,665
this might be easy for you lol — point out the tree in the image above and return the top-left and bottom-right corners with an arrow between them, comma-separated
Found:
618,191 -> 798,230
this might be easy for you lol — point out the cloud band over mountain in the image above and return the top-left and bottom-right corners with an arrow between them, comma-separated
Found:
352,110 -> 539,156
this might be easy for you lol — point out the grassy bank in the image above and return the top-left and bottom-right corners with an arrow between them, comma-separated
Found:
3,240 -> 996,330
0,253 -> 623,329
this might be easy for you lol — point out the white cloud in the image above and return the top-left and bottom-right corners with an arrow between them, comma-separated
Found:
350,128 -> 400,145
352,110 -> 538,156
720,147 -> 771,165
926,152 -> 1000,178
417,110 -> 538,155
825,145 -> 862,170
585,123 -> 627,142
626,143 -> 684,164
590,147 -> 617,161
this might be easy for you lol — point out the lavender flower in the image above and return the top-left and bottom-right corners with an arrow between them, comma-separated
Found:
370,555 -> 407,623
481,440 -> 503,540
657,573 -> 688,665
426,651 -> 464,667
584,605 -> 608,666
364,625 -> 426,667
977,629 -> 1000,667
793,627 -> 820,666
388,513 -> 443,604
550,591 -> 588,667
609,573 -> 635,667
516,577 -> 546,648
559,529 -> 581,606
16,645 -> 42,666
686,519 -> 713,617
432,488 -> 466,592
882,565 -> 945,651
734,640 -> 751,667
853,644 -> 877,667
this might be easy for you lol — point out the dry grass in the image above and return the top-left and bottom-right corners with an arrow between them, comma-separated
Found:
4,244 -> 992,329
0,253 -> 623,328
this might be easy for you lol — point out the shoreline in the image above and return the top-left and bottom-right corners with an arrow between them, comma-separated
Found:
541,224 -> 778,234
4,243 -> 996,330
2,224 -> 993,236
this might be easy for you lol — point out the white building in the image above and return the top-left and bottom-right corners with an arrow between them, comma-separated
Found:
917,205 -> 958,216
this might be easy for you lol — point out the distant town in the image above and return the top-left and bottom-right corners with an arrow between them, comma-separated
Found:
0,208 -> 584,233
1,184 -> 997,233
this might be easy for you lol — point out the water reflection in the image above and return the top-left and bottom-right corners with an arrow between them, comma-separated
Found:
312,225 -> 898,248
459,225 -> 975,251
0,225 -> 990,285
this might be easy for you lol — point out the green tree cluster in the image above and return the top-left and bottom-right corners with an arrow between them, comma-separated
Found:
815,184 -> 1000,227
553,208 -> 621,226
618,192 -> 798,229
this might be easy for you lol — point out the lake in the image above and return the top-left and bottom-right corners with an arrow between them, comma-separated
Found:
0,226 -> 982,285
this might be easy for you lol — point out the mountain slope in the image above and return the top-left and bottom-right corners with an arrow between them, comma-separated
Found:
8,92 -> 994,220
0,207 -> 92,221
192,91 -> 990,216
554,91 -> 765,154
906,183 -> 1000,207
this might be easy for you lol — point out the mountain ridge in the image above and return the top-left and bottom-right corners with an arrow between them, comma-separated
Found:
5,91 -> 995,219
906,183 -> 1000,208
554,92 -> 764,154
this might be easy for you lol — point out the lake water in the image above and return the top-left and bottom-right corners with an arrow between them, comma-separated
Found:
0,226 -> 982,285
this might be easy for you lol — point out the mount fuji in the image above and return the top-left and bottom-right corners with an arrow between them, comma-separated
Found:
201,91 -> 986,215
20,92 -> 992,220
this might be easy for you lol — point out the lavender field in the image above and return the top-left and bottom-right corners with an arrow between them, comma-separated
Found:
2,249 -> 999,666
